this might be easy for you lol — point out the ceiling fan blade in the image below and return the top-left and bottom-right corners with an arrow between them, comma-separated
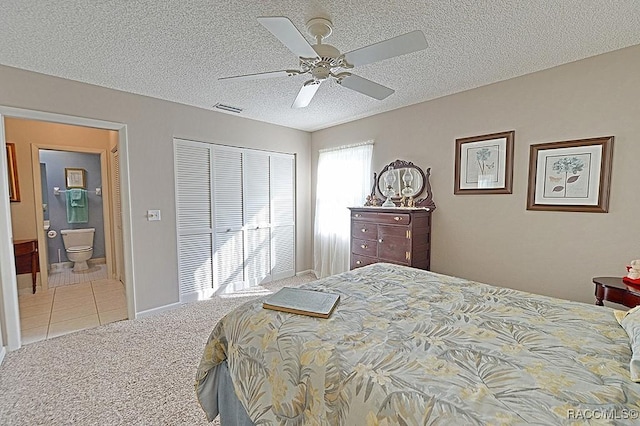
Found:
219,70 -> 296,82
343,30 -> 428,67
257,16 -> 318,59
338,74 -> 394,100
292,81 -> 321,108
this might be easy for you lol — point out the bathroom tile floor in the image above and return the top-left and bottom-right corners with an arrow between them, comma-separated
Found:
48,263 -> 109,287
18,278 -> 128,345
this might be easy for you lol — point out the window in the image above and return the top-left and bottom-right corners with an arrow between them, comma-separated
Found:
314,142 -> 373,278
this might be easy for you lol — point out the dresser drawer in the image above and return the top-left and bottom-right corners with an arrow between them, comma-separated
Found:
377,212 -> 411,225
351,221 -> 378,241
351,254 -> 377,269
352,238 -> 377,257
351,210 -> 378,221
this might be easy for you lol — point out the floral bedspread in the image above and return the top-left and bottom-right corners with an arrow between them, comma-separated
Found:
196,263 -> 640,425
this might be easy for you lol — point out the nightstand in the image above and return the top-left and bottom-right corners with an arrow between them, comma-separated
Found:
14,239 -> 39,294
593,276 -> 640,308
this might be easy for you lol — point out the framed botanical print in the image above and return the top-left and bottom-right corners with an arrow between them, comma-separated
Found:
65,168 -> 87,189
526,136 -> 613,212
454,131 -> 514,194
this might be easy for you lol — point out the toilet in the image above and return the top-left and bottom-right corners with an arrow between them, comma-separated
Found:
60,228 -> 95,272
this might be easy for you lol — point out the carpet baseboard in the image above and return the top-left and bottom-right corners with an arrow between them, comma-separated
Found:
296,269 -> 317,278
136,302 -> 182,319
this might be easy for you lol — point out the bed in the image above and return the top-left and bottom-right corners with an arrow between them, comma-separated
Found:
196,263 -> 640,424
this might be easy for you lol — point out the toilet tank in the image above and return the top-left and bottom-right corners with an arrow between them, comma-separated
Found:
60,228 -> 95,249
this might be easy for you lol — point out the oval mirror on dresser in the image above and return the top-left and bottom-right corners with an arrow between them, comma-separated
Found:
368,159 -> 435,209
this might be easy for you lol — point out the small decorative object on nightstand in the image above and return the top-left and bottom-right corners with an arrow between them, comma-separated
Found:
623,259 -> 640,286
593,276 -> 640,308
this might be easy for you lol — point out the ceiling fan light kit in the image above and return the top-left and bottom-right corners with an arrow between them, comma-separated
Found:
220,16 -> 428,108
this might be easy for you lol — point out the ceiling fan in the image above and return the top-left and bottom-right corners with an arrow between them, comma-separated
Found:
220,16 -> 428,108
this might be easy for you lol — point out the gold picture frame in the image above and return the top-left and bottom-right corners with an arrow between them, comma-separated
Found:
6,143 -> 20,202
526,136 -> 614,213
65,167 -> 87,189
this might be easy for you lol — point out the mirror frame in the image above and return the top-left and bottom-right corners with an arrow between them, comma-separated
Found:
365,159 -> 435,210
377,159 -> 426,200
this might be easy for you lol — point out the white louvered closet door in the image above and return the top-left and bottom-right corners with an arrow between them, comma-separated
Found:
174,140 -> 214,301
175,140 -> 296,300
270,154 -> 296,280
243,151 -> 271,285
212,146 -> 245,293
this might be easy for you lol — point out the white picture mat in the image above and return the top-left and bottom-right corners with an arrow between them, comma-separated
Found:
459,137 -> 507,190
534,145 -> 602,206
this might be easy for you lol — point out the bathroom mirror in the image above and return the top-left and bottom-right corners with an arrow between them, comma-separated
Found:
377,160 -> 426,200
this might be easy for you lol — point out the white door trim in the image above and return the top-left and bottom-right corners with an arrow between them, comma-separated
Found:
0,106 -> 136,354
31,143 -> 114,292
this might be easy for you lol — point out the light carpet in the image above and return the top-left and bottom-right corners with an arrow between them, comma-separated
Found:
0,273 -> 316,425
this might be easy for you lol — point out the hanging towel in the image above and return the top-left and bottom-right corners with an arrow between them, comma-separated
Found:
69,188 -> 84,206
66,189 -> 88,223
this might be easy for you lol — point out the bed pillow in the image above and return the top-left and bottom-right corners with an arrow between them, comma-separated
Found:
615,305 -> 640,382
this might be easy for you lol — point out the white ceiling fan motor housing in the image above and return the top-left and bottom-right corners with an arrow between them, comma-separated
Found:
305,17 -> 345,81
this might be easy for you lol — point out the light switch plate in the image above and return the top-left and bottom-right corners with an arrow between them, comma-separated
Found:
147,209 -> 161,221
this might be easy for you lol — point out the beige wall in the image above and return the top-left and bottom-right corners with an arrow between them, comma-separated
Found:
6,118 -> 114,241
0,65 -> 312,313
6,119 -> 115,290
311,44 -> 640,304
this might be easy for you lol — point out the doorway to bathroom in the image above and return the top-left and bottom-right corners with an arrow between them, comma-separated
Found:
40,149 -> 108,286
4,117 -> 128,345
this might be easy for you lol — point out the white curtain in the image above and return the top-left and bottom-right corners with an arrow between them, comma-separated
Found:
314,142 -> 373,278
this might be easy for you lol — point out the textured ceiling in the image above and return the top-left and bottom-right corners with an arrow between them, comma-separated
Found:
1,1 -> 640,132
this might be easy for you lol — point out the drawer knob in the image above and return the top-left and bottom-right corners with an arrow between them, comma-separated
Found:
378,238 -> 383,243
356,260 -> 362,265
394,216 -> 402,221
360,244 -> 368,249
354,213 -> 361,217
361,228 -> 367,232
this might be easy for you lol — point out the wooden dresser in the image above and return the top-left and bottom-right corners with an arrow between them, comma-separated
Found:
14,239 -> 39,294
349,207 -> 432,270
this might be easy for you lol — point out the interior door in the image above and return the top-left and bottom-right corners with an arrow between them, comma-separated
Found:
175,140 -> 215,300
111,147 -> 125,283
243,150 -> 271,286
270,154 -> 295,280
212,146 -> 245,293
